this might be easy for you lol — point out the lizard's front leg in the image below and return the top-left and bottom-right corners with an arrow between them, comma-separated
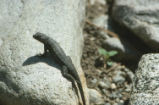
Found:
35,44 -> 49,57
43,44 -> 50,56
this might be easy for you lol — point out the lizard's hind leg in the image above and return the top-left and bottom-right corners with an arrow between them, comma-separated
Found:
62,66 -> 82,105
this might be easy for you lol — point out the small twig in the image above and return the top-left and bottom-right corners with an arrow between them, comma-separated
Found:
85,20 -> 119,38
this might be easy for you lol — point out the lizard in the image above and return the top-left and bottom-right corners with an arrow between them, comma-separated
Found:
33,32 -> 86,105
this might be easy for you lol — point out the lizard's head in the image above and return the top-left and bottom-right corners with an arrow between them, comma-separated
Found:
33,32 -> 48,43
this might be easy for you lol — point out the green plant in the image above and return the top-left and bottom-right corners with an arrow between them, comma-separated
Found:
98,48 -> 118,66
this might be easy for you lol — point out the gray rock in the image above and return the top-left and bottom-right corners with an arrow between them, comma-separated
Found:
89,0 -> 96,5
89,0 -> 106,5
99,80 -> 111,89
113,103 -> 118,105
125,84 -> 132,92
118,100 -> 124,105
93,15 -> 140,61
102,89 -> 110,95
0,38 -> 3,46
104,103 -> 111,105
114,102 -> 124,105
0,0 -> 87,105
0,0 -> 23,38
124,68 -> 134,82
92,14 -> 110,39
89,89 -> 105,105
112,0 -> 159,49
108,91 -> 122,99
110,83 -> 117,89
130,54 -> 159,105
112,71 -> 125,84
93,15 -> 109,29
90,78 -> 98,86
97,0 -> 106,5
104,37 -> 140,61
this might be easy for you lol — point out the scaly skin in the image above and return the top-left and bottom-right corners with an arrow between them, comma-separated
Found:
33,32 -> 86,105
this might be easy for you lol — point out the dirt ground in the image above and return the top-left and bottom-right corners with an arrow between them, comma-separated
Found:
81,0 -> 134,105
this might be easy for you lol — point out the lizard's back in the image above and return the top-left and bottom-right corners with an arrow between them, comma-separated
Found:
46,37 -> 80,81
33,33 -> 86,105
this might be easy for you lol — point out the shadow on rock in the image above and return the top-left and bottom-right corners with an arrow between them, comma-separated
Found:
22,54 -> 60,70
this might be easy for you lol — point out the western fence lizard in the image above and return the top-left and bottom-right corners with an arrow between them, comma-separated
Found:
33,32 -> 86,105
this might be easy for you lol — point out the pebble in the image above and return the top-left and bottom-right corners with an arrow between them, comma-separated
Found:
108,91 -> 122,99
104,103 -> 111,105
97,0 -> 106,5
125,84 -> 132,92
89,88 -> 105,104
111,83 -> 117,89
112,71 -> 126,84
99,80 -> 111,89
90,78 -> 97,85
124,68 -> 134,82
119,100 -> 124,105
89,0 -> 95,5
102,89 -> 110,95
92,14 -> 108,28
90,0 -> 106,5
113,103 -> 118,105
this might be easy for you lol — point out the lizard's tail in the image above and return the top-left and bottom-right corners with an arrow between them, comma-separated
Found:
77,82 -> 86,105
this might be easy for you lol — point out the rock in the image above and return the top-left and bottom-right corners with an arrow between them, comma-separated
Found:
92,14 -> 140,61
93,15 -> 109,29
104,103 -> 111,105
97,0 -> 106,5
0,0 -> 87,105
124,68 -> 134,82
89,89 -> 105,105
92,14 -> 110,39
125,84 -> 132,92
89,0 -> 106,5
112,0 -> 159,49
112,71 -> 125,84
117,103 -> 124,105
113,103 -> 118,105
0,38 -> 3,46
130,54 -> 159,105
89,0 -> 96,5
108,91 -> 122,99
103,37 -> 140,61
118,100 -> 124,105
0,0 -> 23,38
111,83 -> 117,89
90,78 -> 98,86
102,89 -> 110,95
99,80 -> 111,89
